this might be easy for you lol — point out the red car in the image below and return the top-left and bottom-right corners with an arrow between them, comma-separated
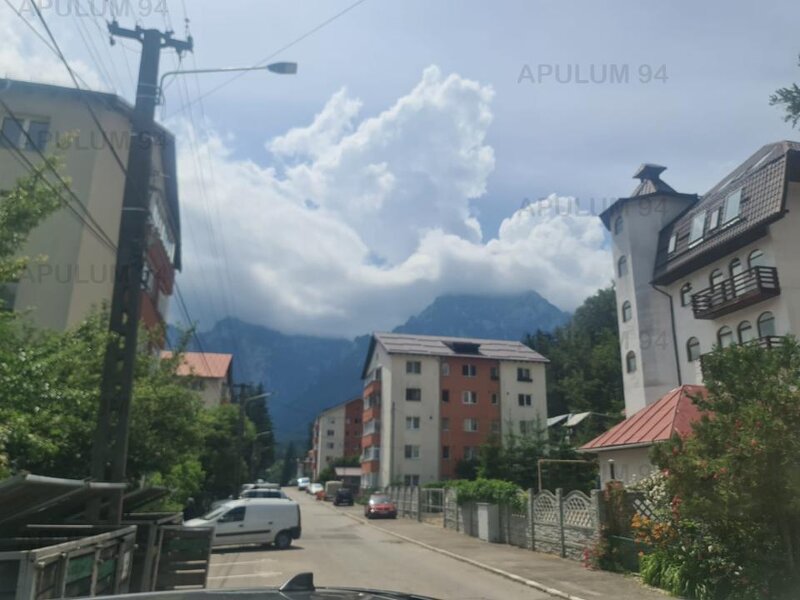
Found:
364,493 -> 397,519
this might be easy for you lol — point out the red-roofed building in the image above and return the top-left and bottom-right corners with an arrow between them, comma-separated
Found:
580,385 -> 707,486
161,351 -> 234,408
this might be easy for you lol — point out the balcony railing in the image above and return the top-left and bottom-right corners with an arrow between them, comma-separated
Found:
691,266 -> 780,319
362,420 -> 380,435
700,335 -> 784,375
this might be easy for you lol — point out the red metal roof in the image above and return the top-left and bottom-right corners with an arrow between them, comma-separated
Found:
161,351 -> 233,379
580,385 -> 707,451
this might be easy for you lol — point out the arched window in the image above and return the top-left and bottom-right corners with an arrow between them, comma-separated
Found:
618,256 -> 628,277
680,283 -> 692,307
730,258 -> 744,296
717,326 -> 734,349
621,301 -> 632,322
625,351 -> 637,373
710,268 -> 724,289
748,249 -> 765,269
757,311 -> 776,338
738,321 -> 754,344
686,337 -> 701,362
614,216 -> 624,235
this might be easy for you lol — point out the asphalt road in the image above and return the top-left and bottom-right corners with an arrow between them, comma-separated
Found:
207,488 -> 550,599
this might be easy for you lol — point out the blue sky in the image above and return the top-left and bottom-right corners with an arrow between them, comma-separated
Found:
3,0 -> 799,337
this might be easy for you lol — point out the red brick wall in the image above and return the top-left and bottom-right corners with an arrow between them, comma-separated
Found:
344,397 -> 363,458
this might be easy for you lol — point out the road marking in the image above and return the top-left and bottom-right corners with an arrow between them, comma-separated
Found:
206,571 -> 283,580
209,559 -> 277,567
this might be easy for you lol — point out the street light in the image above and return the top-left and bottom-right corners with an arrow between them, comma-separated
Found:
157,61 -> 298,104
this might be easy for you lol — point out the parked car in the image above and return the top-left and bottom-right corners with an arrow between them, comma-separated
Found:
324,480 -> 343,501
297,477 -> 310,491
240,488 -> 288,500
185,498 -> 301,549
308,483 -> 324,497
333,488 -> 354,506
364,493 -> 397,519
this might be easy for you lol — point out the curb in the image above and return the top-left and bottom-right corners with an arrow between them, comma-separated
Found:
339,510 -> 589,600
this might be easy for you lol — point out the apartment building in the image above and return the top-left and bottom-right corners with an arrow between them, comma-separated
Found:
583,141 -> 800,484
310,397 -> 363,480
360,333 -> 549,489
161,351 -> 233,408
599,141 -> 800,416
0,78 -> 180,335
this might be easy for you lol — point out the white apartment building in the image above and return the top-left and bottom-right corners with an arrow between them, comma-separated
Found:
360,333 -> 549,489
600,140 -> 800,416
312,403 -> 347,480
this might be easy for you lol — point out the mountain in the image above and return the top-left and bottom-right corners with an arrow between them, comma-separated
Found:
188,291 -> 570,444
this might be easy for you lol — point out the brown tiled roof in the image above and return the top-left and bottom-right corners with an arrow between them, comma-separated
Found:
580,385 -> 706,451
652,141 -> 800,284
161,351 -> 232,379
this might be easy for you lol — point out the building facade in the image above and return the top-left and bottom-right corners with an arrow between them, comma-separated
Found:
600,141 -> 800,417
0,78 -> 181,335
360,333 -> 549,489
311,397 -> 363,480
161,351 -> 233,408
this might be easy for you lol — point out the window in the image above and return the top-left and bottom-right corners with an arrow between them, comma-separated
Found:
442,446 -> 450,459
748,249 -> 765,269
717,326 -> 734,349
441,389 -> 450,403
723,188 -> 742,223
667,233 -> 678,254
441,417 -> 450,431
730,258 -> 744,296
326,442 -> 334,449
406,360 -> 421,374
517,394 -> 532,407
0,116 -> 49,152
710,269 -> 724,290
463,446 -> 476,460
219,506 -> 245,523
626,351 -> 637,373
738,321 -> 754,344
26,121 -> 49,151
464,418 -> 479,432
621,300 -> 632,322
757,312 -> 775,338
490,366 -> 499,380
490,393 -> 498,405
405,388 -> 421,401
686,337 -> 700,362
617,255 -> 628,277
491,420 -> 501,434
404,445 -> 420,460
462,390 -> 477,404
462,364 -> 477,377
326,429 -> 335,436
517,367 -> 532,382
404,475 -> 420,486
614,216 -> 623,235
680,283 -> 692,307
689,213 -> 705,245
520,420 -> 537,435
708,207 -> 721,230
0,117 -> 23,148
405,416 -> 420,430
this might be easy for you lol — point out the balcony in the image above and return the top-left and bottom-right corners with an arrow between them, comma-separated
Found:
362,420 -> 380,436
691,266 -> 780,319
361,446 -> 380,462
700,335 -> 785,375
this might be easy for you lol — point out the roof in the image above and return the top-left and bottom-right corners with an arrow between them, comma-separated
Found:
0,77 -> 182,270
652,141 -> 800,284
580,385 -> 707,452
361,332 -> 549,378
599,163 -> 697,229
161,351 -> 233,379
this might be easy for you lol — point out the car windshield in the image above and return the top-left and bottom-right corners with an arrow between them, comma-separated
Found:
4,4 -> 796,599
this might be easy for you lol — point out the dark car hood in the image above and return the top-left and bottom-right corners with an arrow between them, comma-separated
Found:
97,587 -> 437,600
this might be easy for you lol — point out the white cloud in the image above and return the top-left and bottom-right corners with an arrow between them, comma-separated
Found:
174,66 -> 612,337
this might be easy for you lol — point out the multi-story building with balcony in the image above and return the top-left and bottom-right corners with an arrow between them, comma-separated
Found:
0,78 -> 181,337
360,332 -> 549,489
583,141 -> 800,484
310,397 -> 363,480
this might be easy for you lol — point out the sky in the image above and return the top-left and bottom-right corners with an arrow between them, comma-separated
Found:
2,0 -> 799,338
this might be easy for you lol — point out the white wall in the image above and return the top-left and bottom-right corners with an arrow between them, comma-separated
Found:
315,403 -> 346,479
499,361 -> 547,437
597,446 -> 654,487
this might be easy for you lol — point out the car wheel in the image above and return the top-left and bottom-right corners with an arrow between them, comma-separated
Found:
274,531 -> 292,550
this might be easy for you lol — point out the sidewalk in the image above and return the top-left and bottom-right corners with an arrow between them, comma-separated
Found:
338,504 -> 669,600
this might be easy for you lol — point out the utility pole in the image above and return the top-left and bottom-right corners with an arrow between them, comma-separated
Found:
89,21 -> 192,523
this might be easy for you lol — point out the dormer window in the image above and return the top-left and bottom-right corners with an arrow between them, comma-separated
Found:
708,207 -> 721,231
723,189 -> 742,224
667,233 -> 677,254
689,213 -> 705,246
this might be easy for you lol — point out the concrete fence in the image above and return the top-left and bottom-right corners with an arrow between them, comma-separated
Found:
386,486 -> 602,561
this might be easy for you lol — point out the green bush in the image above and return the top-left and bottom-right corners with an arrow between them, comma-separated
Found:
450,478 -> 525,511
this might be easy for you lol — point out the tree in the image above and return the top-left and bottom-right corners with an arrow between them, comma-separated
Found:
279,442 -> 297,486
770,55 -> 800,127
649,338 -> 800,599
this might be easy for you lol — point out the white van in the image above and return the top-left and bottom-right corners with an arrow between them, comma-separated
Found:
185,499 -> 301,549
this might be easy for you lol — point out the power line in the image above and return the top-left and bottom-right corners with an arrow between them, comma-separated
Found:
167,0 -> 369,117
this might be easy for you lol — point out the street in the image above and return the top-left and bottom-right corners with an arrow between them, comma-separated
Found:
206,489 -> 550,599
